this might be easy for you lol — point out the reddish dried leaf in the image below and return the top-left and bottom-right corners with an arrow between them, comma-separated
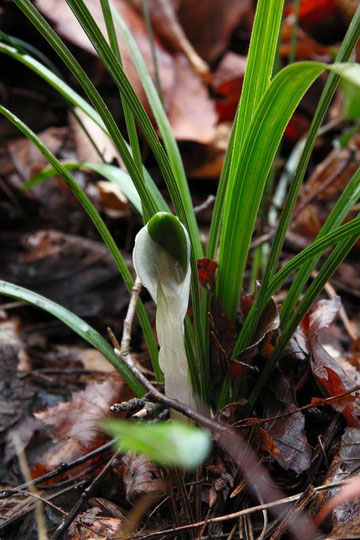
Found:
34,376 -> 131,472
213,53 -> 247,122
197,258 -> 218,289
178,0 -> 251,63
259,427 -> 281,458
307,298 -> 360,426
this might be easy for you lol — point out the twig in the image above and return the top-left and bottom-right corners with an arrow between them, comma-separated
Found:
0,440 -> 114,500
194,195 -> 216,215
235,383 -> 360,428
269,485 -> 316,540
292,148 -> 354,222
110,277 -> 317,540
51,450 -> 120,540
317,271 -> 358,341
132,478 -> 352,539
0,480 -> 87,534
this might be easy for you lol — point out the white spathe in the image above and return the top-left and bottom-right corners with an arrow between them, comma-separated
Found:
133,220 -> 198,412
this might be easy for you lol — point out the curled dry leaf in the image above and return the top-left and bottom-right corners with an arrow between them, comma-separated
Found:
34,375 -> 132,473
306,297 -> 360,426
120,454 -> 165,504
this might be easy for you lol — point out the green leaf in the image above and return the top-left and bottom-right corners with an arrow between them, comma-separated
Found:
0,104 -> 161,381
342,77 -> 360,120
217,60 -> 360,320
245,231 -> 358,415
25,162 -> 142,213
234,8 -> 360,350
208,0 -> 284,263
103,420 -> 212,469
0,280 -> 145,396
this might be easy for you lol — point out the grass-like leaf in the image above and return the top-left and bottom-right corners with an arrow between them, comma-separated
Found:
217,60 -> 360,320
12,0 -> 161,220
238,7 -> 360,346
103,420 -> 212,469
0,281 -> 145,396
245,231 -> 359,415
67,0 -> 208,400
0,104 -> 161,381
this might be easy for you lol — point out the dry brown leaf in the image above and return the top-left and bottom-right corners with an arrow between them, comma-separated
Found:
35,0 -> 217,143
178,0 -> 251,63
121,454 -> 165,503
34,375 -> 132,471
166,53 -> 217,143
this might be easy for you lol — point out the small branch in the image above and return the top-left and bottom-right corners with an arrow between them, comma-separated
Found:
133,479 -> 352,539
0,440 -> 114,500
51,450 -> 121,540
235,384 -> 360,428
194,195 -> 216,215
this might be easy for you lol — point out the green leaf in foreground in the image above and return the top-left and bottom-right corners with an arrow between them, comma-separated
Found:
103,420 -> 212,469
0,280 -> 145,396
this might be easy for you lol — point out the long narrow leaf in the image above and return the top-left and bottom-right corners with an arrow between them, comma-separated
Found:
65,0 -> 207,399
0,281 -> 145,396
217,60 -> 360,320
280,167 -> 360,324
208,0 -> 284,264
12,0 -> 160,220
235,167 -> 360,356
26,162 -> 146,216
0,105 -> 161,381
243,6 -> 360,344
245,232 -> 358,414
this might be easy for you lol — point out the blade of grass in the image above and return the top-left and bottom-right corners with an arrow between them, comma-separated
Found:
208,0 -> 284,263
25,162 -> 143,215
217,60 -> 360,320
109,1 -> 209,399
245,231 -> 359,415
100,0 -> 144,192
65,0 -> 201,255
51,0 -> 206,400
289,0 -> 300,64
0,42 -> 166,210
235,166 -> 360,358
234,7 -> 360,350
280,168 -> 360,325
139,0 -> 163,103
0,105 -> 161,381
12,0 -> 164,221
263,217 -> 360,311
0,280 -> 145,396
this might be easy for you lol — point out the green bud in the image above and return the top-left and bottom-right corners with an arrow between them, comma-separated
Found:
147,212 -> 188,274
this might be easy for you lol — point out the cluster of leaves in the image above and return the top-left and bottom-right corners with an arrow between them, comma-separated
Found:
0,0 -> 360,472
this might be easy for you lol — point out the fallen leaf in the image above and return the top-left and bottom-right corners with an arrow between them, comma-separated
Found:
265,370 -> 312,475
177,0 -> 251,63
307,297 -> 360,426
34,375 -> 131,472
0,230 -> 130,319
120,454 -> 165,504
